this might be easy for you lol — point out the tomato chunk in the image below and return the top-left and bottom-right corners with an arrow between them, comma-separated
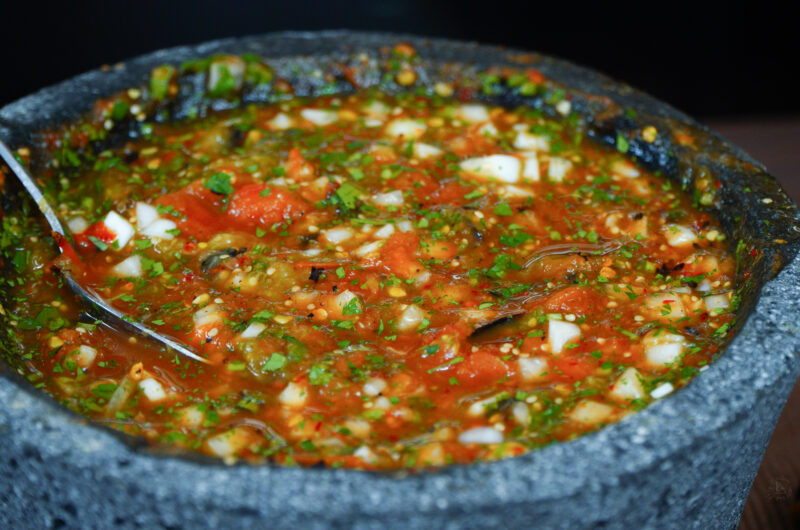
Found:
226,184 -> 308,228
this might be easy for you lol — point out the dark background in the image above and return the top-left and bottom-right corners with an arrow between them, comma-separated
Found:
0,1 -> 796,120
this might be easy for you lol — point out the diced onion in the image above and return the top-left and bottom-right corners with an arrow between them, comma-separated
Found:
103,211 -> 135,249
413,142 -> 443,159
513,131 -> 550,151
240,322 -> 266,339
650,382 -> 675,399
664,224 -> 697,247
609,367 -> 646,402
458,427 -> 503,445
518,357 -> 548,381
278,382 -> 307,408
139,378 -> 168,402
643,331 -> 686,366
385,119 -> 427,140
301,108 -> 338,126
455,104 -> 490,123
396,304 -> 426,332
270,113 -> 292,130
548,319 -> 581,354
135,202 -> 159,230
67,216 -> 89,234
374,224 -> 395,239
371,190 -> 404,206
322,227 -> 354,244
547,157 -> 572,182
522,154 -> 540,181
460,155 -> 521,183
111,255 -> 143,278
704,294 -> 729,313
363,377 -> 387,396
74,345 -> 97,368
355,240 -> 384,258
568,400 -> 615,424
140,218 -> 177,239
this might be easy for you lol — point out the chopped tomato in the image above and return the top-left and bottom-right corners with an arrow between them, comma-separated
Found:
226,184 -> 308,229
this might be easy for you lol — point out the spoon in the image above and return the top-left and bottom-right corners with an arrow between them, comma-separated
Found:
0,139 -> 209,364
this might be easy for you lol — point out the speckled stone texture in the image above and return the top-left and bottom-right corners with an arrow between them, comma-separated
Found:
2,32 -> 800,529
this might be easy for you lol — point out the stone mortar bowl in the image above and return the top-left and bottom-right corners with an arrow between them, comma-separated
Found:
1,31 -> 799,529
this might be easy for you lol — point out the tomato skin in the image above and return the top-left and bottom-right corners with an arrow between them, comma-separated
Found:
454,351 -> 509,389
157,190 -> 222,240
544,286 -> 603,315
226,184 -> 308,228
373,232 -> 423,278
551,354 -> 596,382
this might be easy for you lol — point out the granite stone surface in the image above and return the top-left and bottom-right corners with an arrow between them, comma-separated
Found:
1,32 -> 799,529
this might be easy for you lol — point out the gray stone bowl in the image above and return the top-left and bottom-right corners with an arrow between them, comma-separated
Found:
1,32 -> 799,529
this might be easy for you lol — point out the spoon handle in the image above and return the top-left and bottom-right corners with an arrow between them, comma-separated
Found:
0,139 -> 66,236
0,139 -> 209,365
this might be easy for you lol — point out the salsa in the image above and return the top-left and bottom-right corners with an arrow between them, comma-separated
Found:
0,78 -> 736,469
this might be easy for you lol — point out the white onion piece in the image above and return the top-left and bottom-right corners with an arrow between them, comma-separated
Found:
112,255 -> 143,278
397,220 -> 413,233
460,155 -> 521,183
363,100 -> 390,119
135,202 -> 159,229
518,356 -> 548,382
568,400 -> 615,424
140,218 -> 177,239
612,160 -> 640,178
74,345 -> 97,368
645,292 -> 686,319
511,402 -> 531,426
270,113 -> 292,130
103,211 -> 135,249
240,322 -> 266,339
413,142 -> 443,159
363,377 -> 387,397
513,131 -> 550,151
521,154 -> 540,181
374,224 -> 395,239
643,331 -> 686,367
194,304 -> 223,327
458,427 -> 503,445
353,445 -> 378,463
67,216 -> 89,234
704,294 -> 730,313
547,157 -> 572,182
478,122 -> 499,137
322,227 -> 354,244
651,382 -> 675,399
278,382 -> 307,408
609,367 -> 646,402
139,378 -> 168,402
664,224 -> 697,247
455,104 -> 490,123
396,304 -> 426,332
206,428 -> 250,458
301,108 -> 338,126
355,240 -> 383,258
548,319 -> 581,354
372,190 -> 404,206
385,119 -> 427,140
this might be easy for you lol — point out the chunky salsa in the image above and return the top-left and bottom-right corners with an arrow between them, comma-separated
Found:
0,67 -> 736,469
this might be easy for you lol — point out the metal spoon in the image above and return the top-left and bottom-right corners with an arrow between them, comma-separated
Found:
0,139 -> 209,364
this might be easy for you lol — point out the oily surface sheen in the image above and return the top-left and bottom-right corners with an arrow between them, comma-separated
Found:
4,91 -> 735,469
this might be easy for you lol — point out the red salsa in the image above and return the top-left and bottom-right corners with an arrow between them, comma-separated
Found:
0,83 -> 736,469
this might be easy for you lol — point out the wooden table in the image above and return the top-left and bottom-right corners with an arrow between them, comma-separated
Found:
705,118 -> 800,529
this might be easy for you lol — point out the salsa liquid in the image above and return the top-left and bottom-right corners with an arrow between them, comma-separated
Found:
1,90 -> 735,469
